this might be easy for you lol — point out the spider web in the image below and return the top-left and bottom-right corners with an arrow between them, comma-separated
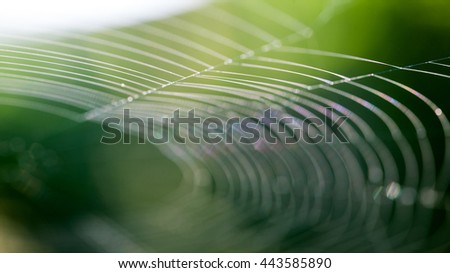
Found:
0,0 -> 449,252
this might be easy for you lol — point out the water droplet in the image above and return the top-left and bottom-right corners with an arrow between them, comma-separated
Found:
420,188 -> 440,208
386,181 -> 401,200
435,108 -> 442,116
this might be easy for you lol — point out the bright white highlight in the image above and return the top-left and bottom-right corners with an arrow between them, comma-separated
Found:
0,0 -> 207,33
